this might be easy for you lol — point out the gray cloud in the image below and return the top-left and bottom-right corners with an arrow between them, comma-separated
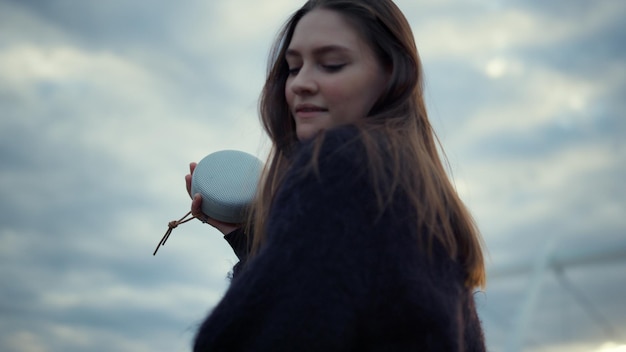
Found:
1,1 -> 624,351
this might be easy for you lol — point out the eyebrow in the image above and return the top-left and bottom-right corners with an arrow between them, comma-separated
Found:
285,45 -> 351,59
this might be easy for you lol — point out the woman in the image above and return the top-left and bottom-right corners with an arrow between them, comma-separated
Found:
187,0 -> 486,350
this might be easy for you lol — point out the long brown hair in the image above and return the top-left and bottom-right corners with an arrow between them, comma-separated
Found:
250,0 -> 486,289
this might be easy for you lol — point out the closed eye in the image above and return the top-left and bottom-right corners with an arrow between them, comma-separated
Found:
322,64 -> 345,73
287,63 -> 345,76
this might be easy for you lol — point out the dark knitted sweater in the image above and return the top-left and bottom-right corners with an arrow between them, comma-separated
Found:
194,127 -> 486,351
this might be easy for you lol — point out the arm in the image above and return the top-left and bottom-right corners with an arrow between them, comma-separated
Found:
194,128 -> 377,351
223,227 -> 251,278
193,127 -> 474,351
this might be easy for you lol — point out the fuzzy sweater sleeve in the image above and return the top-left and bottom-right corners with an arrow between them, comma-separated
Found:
223,228 -> 250,278
193,126 -> 480,351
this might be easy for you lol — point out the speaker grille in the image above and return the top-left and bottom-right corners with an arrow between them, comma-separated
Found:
191,150 -> 263,223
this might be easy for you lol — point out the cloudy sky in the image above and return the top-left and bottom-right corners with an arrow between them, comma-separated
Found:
0,0 -> 624,351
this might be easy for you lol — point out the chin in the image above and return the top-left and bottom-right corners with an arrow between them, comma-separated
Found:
296,126 -> 322,141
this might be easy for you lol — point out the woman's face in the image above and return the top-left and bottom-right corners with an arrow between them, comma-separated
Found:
285,9 -> 388,141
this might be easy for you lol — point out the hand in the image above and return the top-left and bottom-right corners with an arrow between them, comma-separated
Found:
186,162 -> 240,235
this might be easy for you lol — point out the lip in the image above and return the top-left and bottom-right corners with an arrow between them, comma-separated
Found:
294,103 -> 328,119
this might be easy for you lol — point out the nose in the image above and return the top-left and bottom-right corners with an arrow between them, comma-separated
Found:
288,66 -> 318,96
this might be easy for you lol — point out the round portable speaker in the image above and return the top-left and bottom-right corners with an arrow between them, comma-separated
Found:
190,150 -> 264,224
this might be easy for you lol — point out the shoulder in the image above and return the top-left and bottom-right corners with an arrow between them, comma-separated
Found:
290,125 -> 369,179
299,125 -> 363,156
269,125 -> 378,225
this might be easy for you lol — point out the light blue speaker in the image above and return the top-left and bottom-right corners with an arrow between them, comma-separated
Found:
191,150 -> 264,223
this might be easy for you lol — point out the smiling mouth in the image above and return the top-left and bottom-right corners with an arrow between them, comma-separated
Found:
295,109 -> 327,120
296,107 -> 327,113
294,105 -> 328,118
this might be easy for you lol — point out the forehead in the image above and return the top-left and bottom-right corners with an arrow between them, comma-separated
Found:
288,8 -> 367,53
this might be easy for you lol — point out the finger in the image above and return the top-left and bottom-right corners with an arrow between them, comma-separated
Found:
191,193 -> 204,218
185,173 -> 192,196
186,162 -> 198,197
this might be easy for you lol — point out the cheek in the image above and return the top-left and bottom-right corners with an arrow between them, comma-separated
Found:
329,87 -> 376,121
325,80 -> 358,108
351,81 -> 386,118
325,74 -> 384,120
284,81 -> 294,107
